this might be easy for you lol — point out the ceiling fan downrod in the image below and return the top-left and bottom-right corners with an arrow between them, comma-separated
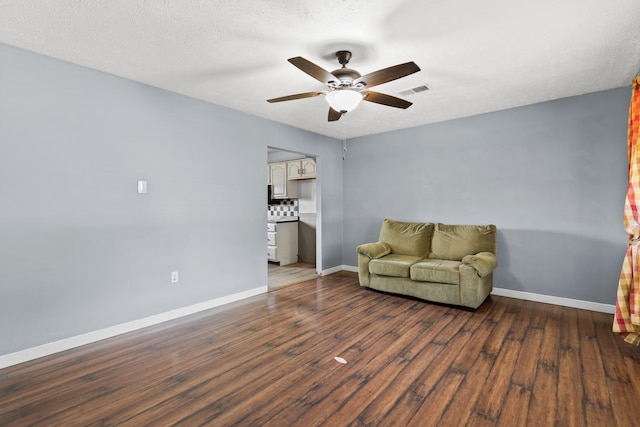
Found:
335,50 -> 352,67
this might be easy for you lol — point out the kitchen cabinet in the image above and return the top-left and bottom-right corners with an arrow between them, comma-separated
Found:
269,162 -> 297,199
270,162 -> 286,197
267,221 -> 298,265
287,158 -> 316,179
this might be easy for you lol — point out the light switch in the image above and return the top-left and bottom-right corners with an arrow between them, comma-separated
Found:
137,180 -> 147,194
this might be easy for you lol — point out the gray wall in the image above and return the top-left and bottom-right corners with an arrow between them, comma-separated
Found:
0,44 -> 343,355
343,88 -> 630,305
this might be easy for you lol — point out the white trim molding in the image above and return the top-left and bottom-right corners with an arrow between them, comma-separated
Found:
0,286 -> 267,370
491,287 -> 615,314
322,264 -> 351,275
341,265 -> 359,273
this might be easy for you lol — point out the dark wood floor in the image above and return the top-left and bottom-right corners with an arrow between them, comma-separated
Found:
1,272 -> 639,426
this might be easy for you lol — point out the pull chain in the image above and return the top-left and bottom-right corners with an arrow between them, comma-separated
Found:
342,114 -> 348,160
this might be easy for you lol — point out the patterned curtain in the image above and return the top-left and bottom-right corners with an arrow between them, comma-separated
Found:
613,77 -> 640,346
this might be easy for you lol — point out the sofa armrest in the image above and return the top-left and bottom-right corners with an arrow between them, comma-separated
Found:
357,242 -> 391,288
357,242 -> 391,259
462,252 -> 497,278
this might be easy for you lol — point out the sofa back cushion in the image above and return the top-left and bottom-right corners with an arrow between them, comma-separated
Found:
379,219 -> 434,257
429,223 -> 496,261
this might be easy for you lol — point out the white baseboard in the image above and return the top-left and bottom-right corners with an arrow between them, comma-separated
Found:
0,286 -> 267,370
322,264 -> 351,275
491,287 -> 615,314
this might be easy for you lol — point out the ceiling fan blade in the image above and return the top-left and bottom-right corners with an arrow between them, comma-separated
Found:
354,62 -> 420,88
288,57 -> 337,85
362,91 -> 413,109
267,92 -> 324,103
328,107 -> 343,122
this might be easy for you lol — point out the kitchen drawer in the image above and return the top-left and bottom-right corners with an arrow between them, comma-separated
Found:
266,220 -> 297,266
267,232 -> 276,246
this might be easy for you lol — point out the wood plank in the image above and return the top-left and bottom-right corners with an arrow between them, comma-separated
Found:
496,383 -> 531,427
286,303 -> 440,425
468,339 -> 520,423
556,307 -> 586,427
200,298 -> 430,426
526,303 -> 561,426
593,309 -> 640,427
349,310 -> 463,426
431,298 -> 509,426
407,372 -> 466,427
578,310 -> 615,426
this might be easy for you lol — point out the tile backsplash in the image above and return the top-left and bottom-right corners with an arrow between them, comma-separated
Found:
268,199 -> 299,217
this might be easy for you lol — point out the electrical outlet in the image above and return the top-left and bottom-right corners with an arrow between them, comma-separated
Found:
171,271 -> 179,283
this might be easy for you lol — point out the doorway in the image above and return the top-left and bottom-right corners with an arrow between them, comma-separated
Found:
267,147 -> 320,290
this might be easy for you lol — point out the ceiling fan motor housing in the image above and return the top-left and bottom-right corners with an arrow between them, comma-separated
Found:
326,50 -> 364,88
330,67 -> 362,87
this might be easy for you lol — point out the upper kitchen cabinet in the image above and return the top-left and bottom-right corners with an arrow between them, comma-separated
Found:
270,162 -> 297,199
287,158 -> 316,180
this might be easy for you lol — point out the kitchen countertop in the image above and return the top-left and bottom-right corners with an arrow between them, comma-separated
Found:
267,216 -> 299,223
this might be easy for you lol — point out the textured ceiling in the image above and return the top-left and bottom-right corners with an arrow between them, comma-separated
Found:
1,0 -> 640,139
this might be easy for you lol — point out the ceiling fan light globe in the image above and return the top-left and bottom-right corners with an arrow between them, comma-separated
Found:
325,89 -> 363,113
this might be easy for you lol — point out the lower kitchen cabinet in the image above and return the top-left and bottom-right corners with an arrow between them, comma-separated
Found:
267,222 -> 298,266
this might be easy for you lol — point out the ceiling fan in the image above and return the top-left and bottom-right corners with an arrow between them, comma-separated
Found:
267,50 -> 420,122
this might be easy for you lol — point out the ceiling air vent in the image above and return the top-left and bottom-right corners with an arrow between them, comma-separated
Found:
398,85 -> 430,97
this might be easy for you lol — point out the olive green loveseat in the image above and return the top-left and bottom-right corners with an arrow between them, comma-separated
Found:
357,219 -> 497,309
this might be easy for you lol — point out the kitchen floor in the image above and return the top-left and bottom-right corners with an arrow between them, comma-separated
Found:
268,262 -> 318,290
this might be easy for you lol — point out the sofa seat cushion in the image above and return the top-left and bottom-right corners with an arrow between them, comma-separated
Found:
410,259 -> 462,285
369,254 -> 423,278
